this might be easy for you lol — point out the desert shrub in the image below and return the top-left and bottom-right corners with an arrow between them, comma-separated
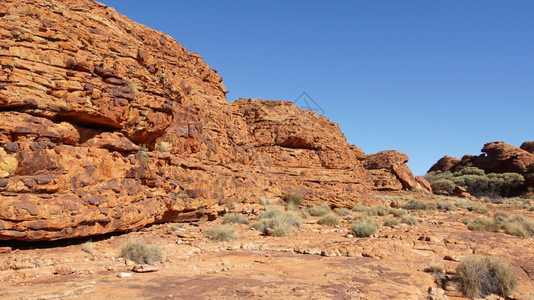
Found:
401,215 -> 418,225
350,218 -> 379,237
454,167 -> 486,176
436,201 -> 457,211
251,210 -> 301,237
499,214 -> 534,238
336,207 -> 352,217
307,204 -> 331,216
465,213 -> 534,238
466,202 -> 488,215
204,225 -> 238,242
222,212 -> 249,225
120,239 -> 164,264
465,217 -> 500,232
284,192 -> 302,211
260,208 -> 283,219
368,205 -> 388,216
352,203 -> 369,212
403,200 -> 436,210
388,208 -> 407,217
383,218 -> 399,228
318,214 -> 341,226
425,170 -> 453,183
431,179 -> 456,195
456,256 -> 518,298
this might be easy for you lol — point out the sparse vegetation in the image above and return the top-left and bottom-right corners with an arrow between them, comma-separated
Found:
120,239 -> 164,264
402,200 -> 437,210
464,217 -> 500,232
317,214 -> 341,226
350,218 -> 379,237
265,101 -> 279,107
383,218 -> 400,228
307,204 -> 331,217
204,225 -> 238,242
401,214 -> 418,225
222,212 -> 249,225
456,256 -> 518,298
336,207 -> 352,217
284,192 -> 302,211
352,203 -> 369,212
388,208 -> 407,217
466,202 -> 488,215
464,213 -> 534,238
436,201 -> 457,211
251,210 -> 301,237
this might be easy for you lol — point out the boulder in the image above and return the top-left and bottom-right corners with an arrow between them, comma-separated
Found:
364,150 -> 417,190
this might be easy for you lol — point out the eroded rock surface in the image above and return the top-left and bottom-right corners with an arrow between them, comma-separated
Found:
0,0 -> 419,241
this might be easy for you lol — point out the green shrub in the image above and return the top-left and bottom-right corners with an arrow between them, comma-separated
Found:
431,179 -> 456,195
204,225 -> 238,242
350,218 -> 378,237
317,214 -> 341,226
454,167 -> 486,176
427,168 -> 525,197
120,239 -> 164,264
425,170 -> 453,183
222,212 -> 249,225
307,204 -> 331,217
456,256 -> 518,298
383,218 -> 399,228
336,207 -> 352,217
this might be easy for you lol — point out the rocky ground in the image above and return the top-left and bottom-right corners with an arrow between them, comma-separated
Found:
1,191 -> 533,300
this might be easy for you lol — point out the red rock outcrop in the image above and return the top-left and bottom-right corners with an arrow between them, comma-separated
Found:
363,150 -> 417,191
428,141 -> 534,190
0,0 -> 418,241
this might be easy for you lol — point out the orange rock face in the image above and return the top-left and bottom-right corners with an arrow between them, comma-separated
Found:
0,0 -> 418,241
363,150 -> 417,191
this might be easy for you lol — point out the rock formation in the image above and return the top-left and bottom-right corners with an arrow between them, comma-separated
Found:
0,0 -> 419,241
429,141 -> 534,190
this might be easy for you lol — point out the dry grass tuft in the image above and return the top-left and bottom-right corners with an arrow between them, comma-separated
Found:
456,256 -> 518,298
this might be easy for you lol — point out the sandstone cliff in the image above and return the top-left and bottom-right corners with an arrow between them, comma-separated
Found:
0,0 -> 419,241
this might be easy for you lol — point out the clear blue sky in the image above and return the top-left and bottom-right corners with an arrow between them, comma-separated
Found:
98,0 -> 534,175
